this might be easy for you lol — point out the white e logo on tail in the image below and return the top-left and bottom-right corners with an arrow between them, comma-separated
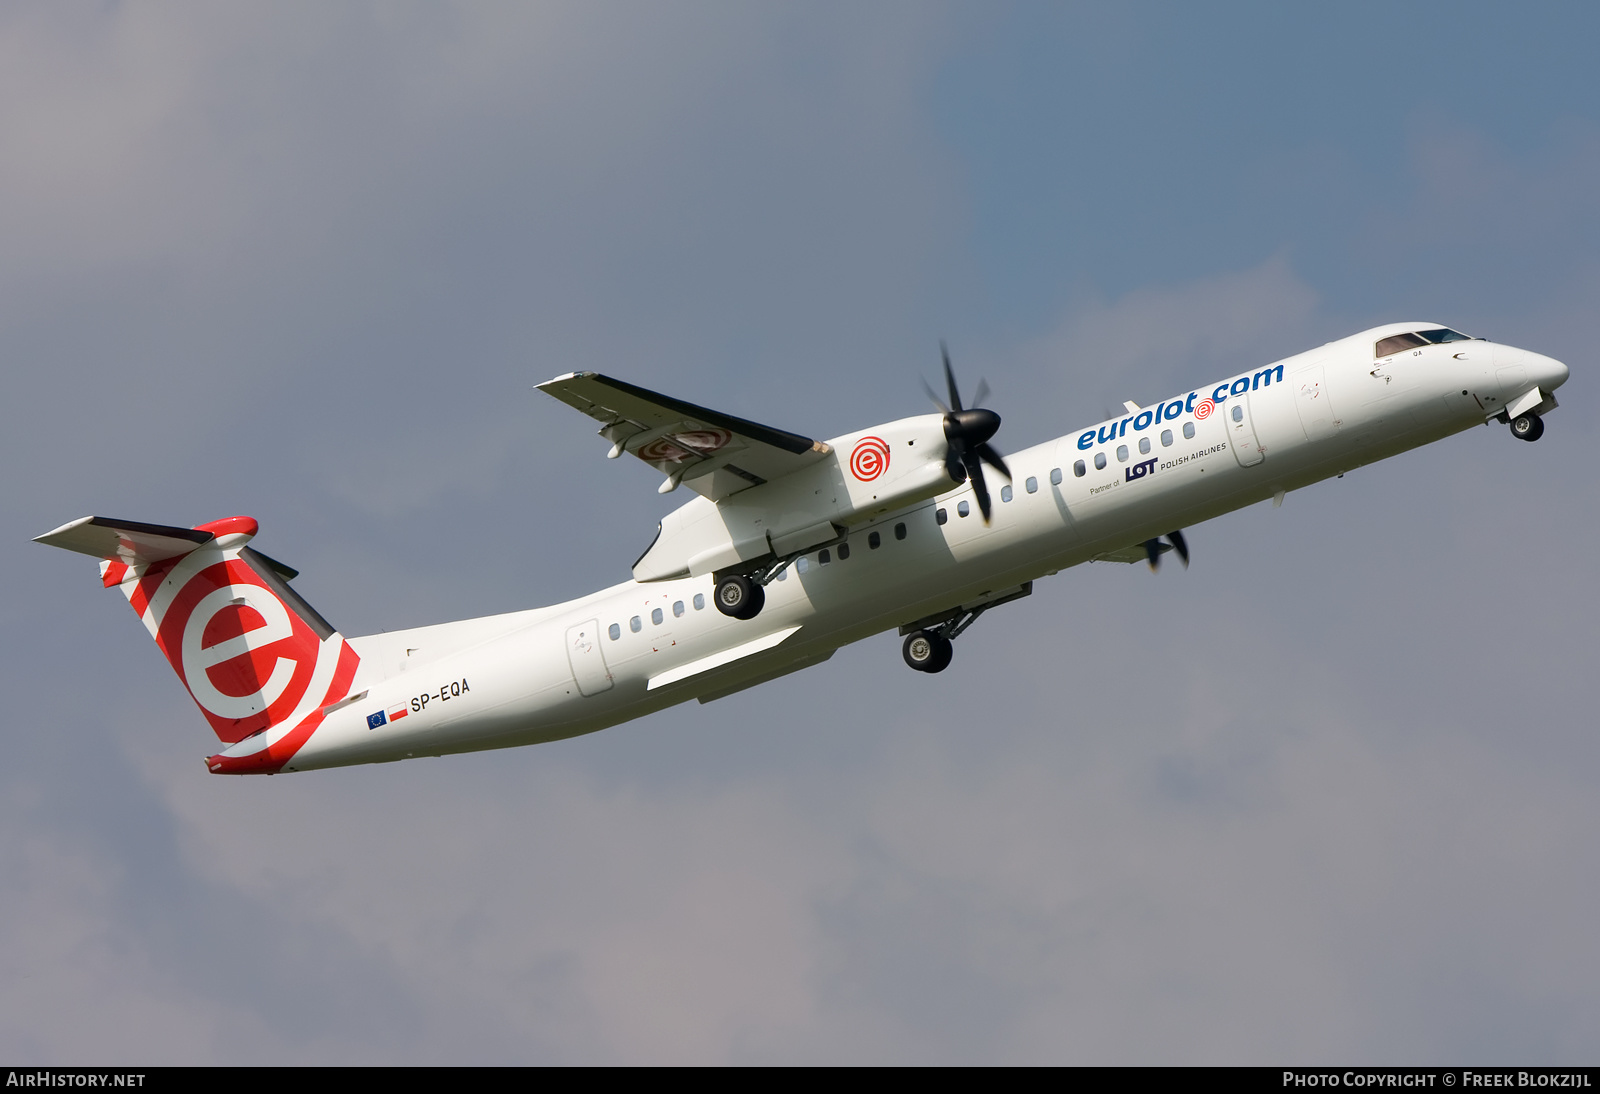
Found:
180,584 -> 299,719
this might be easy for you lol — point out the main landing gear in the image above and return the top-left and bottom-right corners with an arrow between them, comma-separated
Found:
714,545 -> 834,622
1510,413 -> 1545,442
902,630 -> 953,674
713,574 -> 765,621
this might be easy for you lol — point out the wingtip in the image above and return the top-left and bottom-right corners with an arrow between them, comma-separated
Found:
34,515 -> 95,544
537,371 -> 601,391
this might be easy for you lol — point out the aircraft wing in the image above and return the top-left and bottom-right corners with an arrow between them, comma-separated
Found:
1094,544 -> 1150,565
538,372 -> 832,500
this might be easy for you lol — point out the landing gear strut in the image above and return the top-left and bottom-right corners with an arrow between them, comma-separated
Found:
713,574 -> 765,620
902,630 -> 953,674
1510,413 -> 1545,442
896,582 -> 1033,675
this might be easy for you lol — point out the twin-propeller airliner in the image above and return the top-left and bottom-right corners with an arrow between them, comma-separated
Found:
38,323 -> 1568,773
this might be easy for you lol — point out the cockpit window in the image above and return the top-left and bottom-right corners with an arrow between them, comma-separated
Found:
1376,328 -> 1473,357
1375,332 -> 1429,357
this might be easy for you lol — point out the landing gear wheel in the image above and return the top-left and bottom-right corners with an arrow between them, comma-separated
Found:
1510,414 -> 1545,442
902,630 -> 953,673
714,575 -> 765,620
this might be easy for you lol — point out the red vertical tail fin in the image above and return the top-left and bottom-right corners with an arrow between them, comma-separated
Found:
35,516 -> 360,773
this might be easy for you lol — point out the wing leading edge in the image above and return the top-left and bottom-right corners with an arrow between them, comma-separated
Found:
537,372 -> 831,500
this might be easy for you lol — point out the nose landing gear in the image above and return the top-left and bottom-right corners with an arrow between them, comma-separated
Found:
896,582 -> 1034,675
1510,413 -> 1545,442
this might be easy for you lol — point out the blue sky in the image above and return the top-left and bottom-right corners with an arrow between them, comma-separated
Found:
3,2 -> 1597,1063
942,5 -> 1600,319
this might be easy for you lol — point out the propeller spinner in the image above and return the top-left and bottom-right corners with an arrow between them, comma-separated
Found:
925,342 -> 1011,522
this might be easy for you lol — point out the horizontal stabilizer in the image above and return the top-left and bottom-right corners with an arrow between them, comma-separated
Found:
35,515 -> 215,564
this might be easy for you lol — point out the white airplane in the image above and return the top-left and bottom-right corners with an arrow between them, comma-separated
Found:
37,323 -> 1568,774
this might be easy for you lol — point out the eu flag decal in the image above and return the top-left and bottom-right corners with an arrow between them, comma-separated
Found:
367,710 -> 387,730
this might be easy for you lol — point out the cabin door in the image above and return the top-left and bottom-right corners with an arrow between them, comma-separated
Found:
1291,362 -> 1341,441
565,620 -> 614,696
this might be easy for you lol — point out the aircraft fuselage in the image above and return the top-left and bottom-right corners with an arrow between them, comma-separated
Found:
240,322 -> 1566,772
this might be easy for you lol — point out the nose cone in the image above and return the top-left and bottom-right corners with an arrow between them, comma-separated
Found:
1496,342 -> 1569,393
1530,351 -> 1570,392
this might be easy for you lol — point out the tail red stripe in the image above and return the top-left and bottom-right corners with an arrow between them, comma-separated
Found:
128,557 -> 179,619
206,640 -> 360,774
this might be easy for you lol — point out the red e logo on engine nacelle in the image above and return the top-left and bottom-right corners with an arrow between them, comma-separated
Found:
850,436 -> 890,482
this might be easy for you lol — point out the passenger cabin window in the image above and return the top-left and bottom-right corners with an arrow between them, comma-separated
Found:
1232,405 -> 1243,422
1139,437 -> 1151,455
673,600 -> 684,617
1094,453 -> 1107,470
1026,476 -> 1038,493
936,508 -> 948,525
957,500 -> 970,518
895,522 -> 907,539
796,556 -> 808,574
819,548 -> 830,564
1074,460 -> 1086,477
1116,445 -> 1128,462
1161,429 -> 1173,447
609,623 -> 621,641
1183,422 -> 1195,440
630,616 -> 642,633
869,531 -> 882,548
776,567 -> 787,580
838,542 -> 851,559
1000,485 -> 1012,502
693,593 -> 705,610
652,608 -> 663,625
1050,467 -> 1062,485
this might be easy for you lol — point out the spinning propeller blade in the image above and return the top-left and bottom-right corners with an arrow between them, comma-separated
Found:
926,343 -> 1009,522
1144,530 -> 1191,572
1167,529 -> 1189,568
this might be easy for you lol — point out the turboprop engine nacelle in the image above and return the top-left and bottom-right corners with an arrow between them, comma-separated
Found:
633,414 -> 956,581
